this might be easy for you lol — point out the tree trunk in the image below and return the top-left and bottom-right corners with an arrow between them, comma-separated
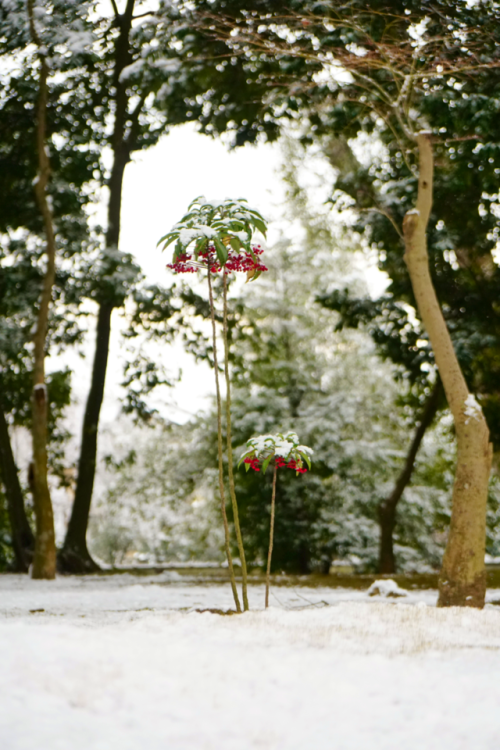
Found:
60,0 -> 137,573
28,0 -> 57,579
0,402 -> 35,571
403,132 -> 492,608
378,379 -> 442,574
59,303 -> 113,572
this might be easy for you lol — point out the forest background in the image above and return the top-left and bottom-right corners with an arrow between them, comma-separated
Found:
1,0 -> 500,583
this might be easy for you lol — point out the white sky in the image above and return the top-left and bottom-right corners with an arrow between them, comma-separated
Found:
74,124 -> 286,428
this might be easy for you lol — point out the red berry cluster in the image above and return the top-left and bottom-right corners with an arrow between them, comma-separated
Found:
167,245 -> 268,275
276,457 -> 308,473
244,456 -> 308,473
166,252 -> 198,273
244,457 -> 261,471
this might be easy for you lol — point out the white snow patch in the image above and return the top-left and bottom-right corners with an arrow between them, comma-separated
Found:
65,30 -> 93,54
0,571 -> 500,750
119,60 -> 144,82
1,574 -> 500,749
367,579 -> 408,598
178,226 -> 217,245
151,58 -> 181,73
464,393 -> 482,424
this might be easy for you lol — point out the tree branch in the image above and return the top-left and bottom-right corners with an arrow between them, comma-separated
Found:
415,131 -> 433,228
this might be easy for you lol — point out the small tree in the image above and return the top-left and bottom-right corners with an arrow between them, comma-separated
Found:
239,431 -> 312,607
159,196 -> 268,612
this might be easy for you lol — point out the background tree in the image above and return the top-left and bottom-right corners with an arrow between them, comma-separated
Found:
0,0 -> 98,576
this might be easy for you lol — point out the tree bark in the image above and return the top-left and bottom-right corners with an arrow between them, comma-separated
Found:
59,303 -> 113,572
0,402 -> 35,572
403,132 -> 492,608
378,379 -> 442,574
60,0 -> 137,573
28,0 -> 57,579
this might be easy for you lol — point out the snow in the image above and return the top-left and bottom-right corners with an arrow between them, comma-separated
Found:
65,30 -> 93,55
273,438 -> 294,457
1,573 -> 500,749
297,444 -> 313,456
178,225 -> 217,245
464,393 -> 482,424
119,60 -> 145,83
151,58 -> 182,73
367,579 -> 408,598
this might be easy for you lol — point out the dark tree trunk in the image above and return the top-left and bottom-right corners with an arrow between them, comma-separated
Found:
378,379 -> 442,574
59,303 -> 113,572
59,0 -> 137,573
0,403 -> 35,571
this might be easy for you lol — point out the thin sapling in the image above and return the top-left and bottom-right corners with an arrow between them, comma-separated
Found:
159,197 -> 268,612
239,431 -> 313,607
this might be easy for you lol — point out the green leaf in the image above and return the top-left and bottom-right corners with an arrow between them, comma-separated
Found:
214,237 -> 228,265
230,236 -> 241,252
251,217 -> 267,236
300,453 -> 312,470
173,242 -> 183,261
238,452 -> 250,469
245,462 -> 250,472
157,233 -> 177,250
189,196 -> 204,209
227,221 -> 245,232
250,269 -> 262,283
262,454 -> 272,474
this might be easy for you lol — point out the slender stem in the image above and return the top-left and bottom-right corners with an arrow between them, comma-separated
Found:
222,274 -> 249,611
207,271 -> 241,613
265,462 -> 278,609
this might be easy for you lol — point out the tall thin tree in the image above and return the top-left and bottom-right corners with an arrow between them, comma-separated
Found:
403,134 -> 492,606
27,0 -> 57,579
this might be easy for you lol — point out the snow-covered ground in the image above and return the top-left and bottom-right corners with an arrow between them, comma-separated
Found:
2,573 -> 500,750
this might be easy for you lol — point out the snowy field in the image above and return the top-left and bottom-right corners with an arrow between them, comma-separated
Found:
2,573 -> 500,750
